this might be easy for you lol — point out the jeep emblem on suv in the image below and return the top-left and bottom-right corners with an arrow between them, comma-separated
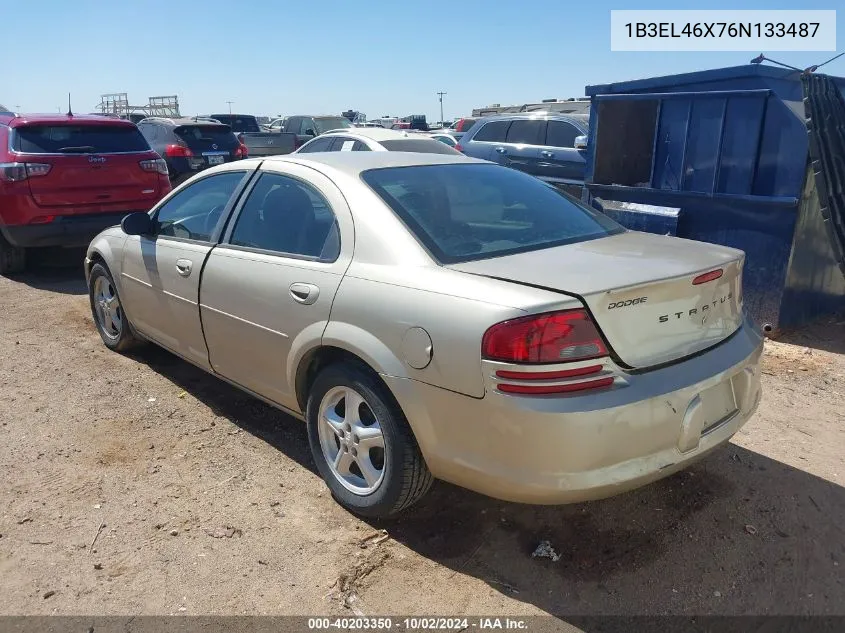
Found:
88,156 -> 106,164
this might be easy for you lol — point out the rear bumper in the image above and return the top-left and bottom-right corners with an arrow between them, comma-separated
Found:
1,212 -> 132,248
384,319 -> 764,504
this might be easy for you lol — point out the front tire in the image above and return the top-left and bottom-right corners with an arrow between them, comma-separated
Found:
0,232 -> 26,275
306,362 -> 433,518
88,262 -> 142,352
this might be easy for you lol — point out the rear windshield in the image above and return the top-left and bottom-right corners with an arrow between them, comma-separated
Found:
13,124 -> 150,154
379,139 -> 460,154
174,125 -> 237,146
209,115 -> 260,133
314,117 -> 353,134
362,163 -> 623,264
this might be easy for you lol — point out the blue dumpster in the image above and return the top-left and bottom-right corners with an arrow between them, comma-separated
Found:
583,64 -> 845,334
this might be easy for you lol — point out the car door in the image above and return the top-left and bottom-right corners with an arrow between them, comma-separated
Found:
199,164 -> 353,411
499,119 -> 546,176
462,119 -> 511,161
119,169 -> 252,369
535,119 -> 587,186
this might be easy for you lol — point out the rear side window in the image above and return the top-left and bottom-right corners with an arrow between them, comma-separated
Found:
229,173 -> 339,260
175,125 -> 237,147
13,125 -> 150,154
506,120 -> 546,145
545,121 -> 580,148
456,118 -> 476,131
472,120 -> 510,142
379,139 -> 459,154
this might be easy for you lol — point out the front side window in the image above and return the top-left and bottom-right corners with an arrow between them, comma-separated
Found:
298,137 -> 334,153
229,173 -> 340,260
154,171 -> 245,241
545,120 -> 581,148
362,163 -> 622,264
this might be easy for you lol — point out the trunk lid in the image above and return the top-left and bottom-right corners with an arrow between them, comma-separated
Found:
13,122 -> 161,208
174,124 -> 239,155
449,232 -> 745,369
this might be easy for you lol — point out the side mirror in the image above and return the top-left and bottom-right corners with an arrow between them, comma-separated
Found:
574,135 -> 588,151
121,211 -> 154,236
305,128 -> 316,137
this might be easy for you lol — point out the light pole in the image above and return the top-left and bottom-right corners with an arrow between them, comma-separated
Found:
436,91 -> 446,125
226,101 -> 234,115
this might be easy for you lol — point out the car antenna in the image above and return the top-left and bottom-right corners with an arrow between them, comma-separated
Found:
66,93 -> 73,117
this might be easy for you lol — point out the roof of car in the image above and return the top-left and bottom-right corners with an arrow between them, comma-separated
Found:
0,113 -> 138,128
478,112 -> 589,124
262,151 -> 484,175
142,117 -> 229,127
321,128 -> 412,141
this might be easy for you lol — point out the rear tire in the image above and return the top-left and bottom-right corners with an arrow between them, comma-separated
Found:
306,362 -> 433,518
88,262 -> 143,352
0,232 -> 26,275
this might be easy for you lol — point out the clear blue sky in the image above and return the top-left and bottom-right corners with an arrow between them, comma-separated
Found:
6,0 -> 843,120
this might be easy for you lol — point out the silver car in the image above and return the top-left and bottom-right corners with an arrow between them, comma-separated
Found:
85,153 -> 763,517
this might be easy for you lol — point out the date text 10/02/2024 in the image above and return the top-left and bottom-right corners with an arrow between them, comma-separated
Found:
307,617 -> 529,630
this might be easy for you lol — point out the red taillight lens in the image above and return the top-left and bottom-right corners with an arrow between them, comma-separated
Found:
234,143 -> 248,158
482,309 -> 607,364
0,162 -> 51,182
29,215 -> 56,225
139,158 -> 168,175
692,269 -> 724,285
165,144 -> 193,158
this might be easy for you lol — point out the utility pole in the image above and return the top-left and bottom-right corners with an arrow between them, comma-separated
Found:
436,91 -> 446,126
226,101 -> 234,115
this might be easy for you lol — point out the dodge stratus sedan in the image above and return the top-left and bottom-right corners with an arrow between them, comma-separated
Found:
86,152 -> 763,517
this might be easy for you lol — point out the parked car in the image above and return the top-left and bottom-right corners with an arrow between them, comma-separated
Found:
450,117 -> 477,142
137,117 -> 246,185
427,132 -> 458,149
296,128 -> 460,154
86,152 -> 762,517
458,113 -> 589,195
280,115 -> 354,149
0,113 -> 170,274
208,113 -> 296,157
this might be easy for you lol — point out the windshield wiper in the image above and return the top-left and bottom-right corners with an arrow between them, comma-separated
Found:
56,146 -> 97,153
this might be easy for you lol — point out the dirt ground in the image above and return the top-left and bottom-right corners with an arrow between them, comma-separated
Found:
1,250 -> 843,619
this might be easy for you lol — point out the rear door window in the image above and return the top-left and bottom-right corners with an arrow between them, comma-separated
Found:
13,124 -> 150,154
505,120 -> 546,145
174,125 -> 237,149
472,120 -> 511,142
545,121 -> 580,148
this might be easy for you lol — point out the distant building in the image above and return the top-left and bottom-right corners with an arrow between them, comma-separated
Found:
472,97 -> 590,117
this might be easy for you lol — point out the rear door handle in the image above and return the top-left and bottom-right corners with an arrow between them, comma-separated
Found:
494,147 -> 507,154
289,282 -> 320,305
540,150 -> 554,158
175,259 -> 193,276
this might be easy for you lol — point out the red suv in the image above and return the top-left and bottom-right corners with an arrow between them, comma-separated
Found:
0,113 -> 171,273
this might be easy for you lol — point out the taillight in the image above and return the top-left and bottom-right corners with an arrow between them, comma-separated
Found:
0,162 -> 52,182
234,143 -> 248,158
29,215 -> 56,225
497,377 -> 615,395
139,158 -> 168,175
165,144 -> 193,158
454,143 -> 464,152
692,269 -> 724,285
482,309 -> 607,364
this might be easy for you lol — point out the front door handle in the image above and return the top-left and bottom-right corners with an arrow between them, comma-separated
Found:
494,147 -> 507,154
175,259 -> 193,276
540,150 -> 555,158
289,282 -> 320,305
